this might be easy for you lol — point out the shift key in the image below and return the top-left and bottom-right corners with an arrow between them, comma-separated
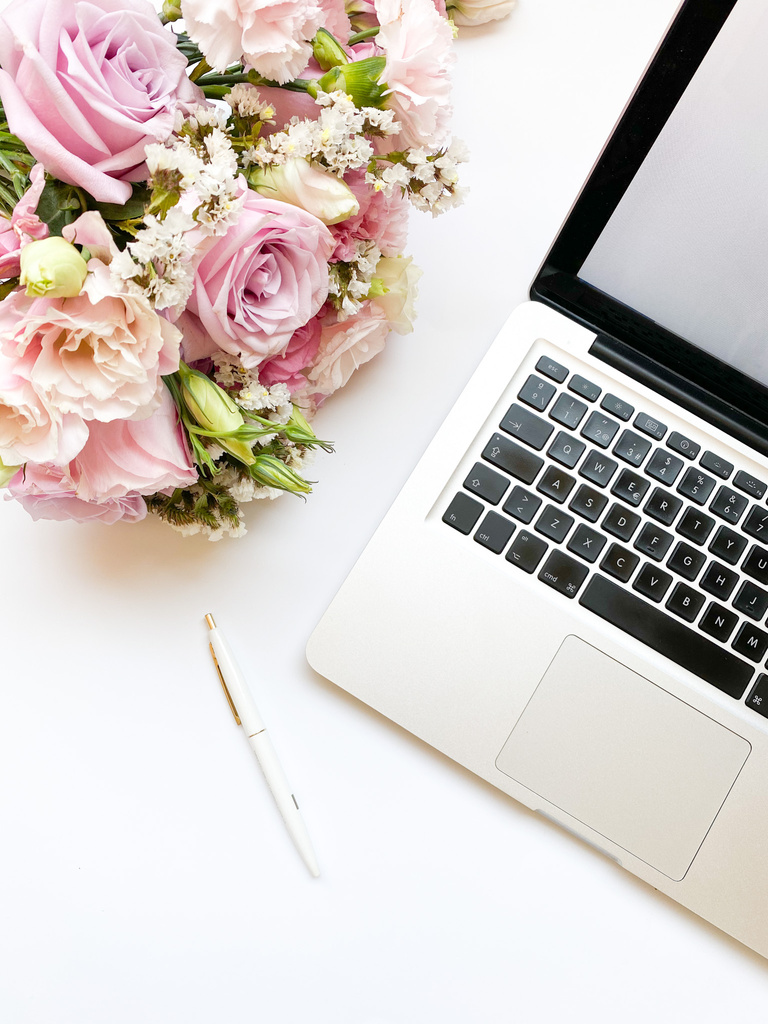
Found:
482,433 -> 544,484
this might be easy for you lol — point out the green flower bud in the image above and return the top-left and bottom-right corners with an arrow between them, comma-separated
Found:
178,363 -> 243,434
19,237 -> 88,298
0,457 -> 21,487
312,28 -> 349,72
250,454 -> 312,494
311,56 -> 388,108
161,0 -> 182,21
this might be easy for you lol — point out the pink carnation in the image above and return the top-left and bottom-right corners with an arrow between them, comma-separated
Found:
0,0 -> 201,204
182,0 -> 324,83
330,169 -> 410,261
7,463 -> 148,525
0,164 -> 49,281
258,317 -> 322,392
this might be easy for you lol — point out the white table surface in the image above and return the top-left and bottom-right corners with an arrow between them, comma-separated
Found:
3,2 -> 767,1021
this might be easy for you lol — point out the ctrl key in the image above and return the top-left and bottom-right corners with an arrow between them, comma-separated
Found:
505,530 -> 548,573
746,674 -> 768,718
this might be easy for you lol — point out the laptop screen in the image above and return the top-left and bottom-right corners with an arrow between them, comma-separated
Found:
532,0 -> 768,451
579,0 -> 768,391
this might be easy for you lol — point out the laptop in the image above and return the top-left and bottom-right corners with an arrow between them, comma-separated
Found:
307,0 -> 768,959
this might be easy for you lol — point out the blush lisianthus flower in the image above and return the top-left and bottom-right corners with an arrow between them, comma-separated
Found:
0,0 -> 201,204
181,0 -> 324,83
375,0 -> 455,149
7,463 -> 148,524
302,301 -> 390,399
180,189 -> 334,369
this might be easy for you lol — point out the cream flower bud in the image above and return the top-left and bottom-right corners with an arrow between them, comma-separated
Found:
368,256 -> 422,335
448,0 -> 517,27
250,159 -> 359,226
19,236 -> 88,298
0,457 -> 21,488
178,362 -> 243,434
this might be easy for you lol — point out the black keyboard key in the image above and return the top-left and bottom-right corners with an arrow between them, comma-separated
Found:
547,431 -> 586,469
666,542 -> 706,581
666,582 -> 705,623
667,431 -> 700,460
482,434 -> 543,484
538,550 -> 590,598
611,469 -> 649,508
676,467 -> 715,506
600,543 -> 640,582
580,574 -> 753,698
742,544 -> 768,586
443,493 -> 483,535
644,487 -> 684,526
709,486 -> 748,524
474,511 -> 515,554
568,484 -> 608,523
634,523 -> 674,562
535,355 -> 568,383
676,507 -> 715,545
568,374 -> 601,402
700,450 -> 733,480
602,503 -> 641,542
732,622 -> 768,663
633,563 -> 673,603
537,465 -> 576,504
708,525 -> 747,565
549,393 -> 588,430
517,375 -> 557,412
502,486 -> 541,524
645,448 -> 684,485
534,504 -> 574,543
505,530 -> 548,573
732,580 -> 768,621
700,602 -> 738,643
746,674 -> 768,718
581,411 -> 620,449
633,412 -> 667,440
579,450 -> 618,488
566,524 -> 607,564
600,393 -> 634,421
463,463 -> 509,505
699,561 -> 739,600
499,404 -> 554,450
612,429 -> 652,467
742,505 -> 768,541
733,470 -> 766,500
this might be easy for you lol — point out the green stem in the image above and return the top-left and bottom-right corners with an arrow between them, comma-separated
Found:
348,27 -> 380,45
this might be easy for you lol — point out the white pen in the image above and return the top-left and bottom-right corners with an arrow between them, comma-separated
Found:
205,613 -> 320,878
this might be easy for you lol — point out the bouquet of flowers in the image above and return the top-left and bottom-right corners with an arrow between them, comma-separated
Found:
0,0 -> 511,538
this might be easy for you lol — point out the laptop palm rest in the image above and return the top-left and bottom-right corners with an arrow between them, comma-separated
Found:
495,636 -> 751,880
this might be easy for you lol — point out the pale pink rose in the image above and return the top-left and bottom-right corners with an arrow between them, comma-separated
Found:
0,259 -> 183,424
258,316 -> 322,391
375,0 -> 454,149
303,302 -> 389,398
0,0 -> 201,204
0,345 -> 88,466
330,169 -> 409,261
182,0 -> 324,83
180,189 -> 334,369
7,463 -> 148,524
0,164 -> 49,280
73,385 -> 197,500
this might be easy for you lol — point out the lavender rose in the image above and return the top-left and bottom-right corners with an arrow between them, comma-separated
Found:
0,0 -> 200,204
180,190 -> 334,369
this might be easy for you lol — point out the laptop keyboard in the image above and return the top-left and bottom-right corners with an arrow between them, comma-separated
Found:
442,352 -> 768,720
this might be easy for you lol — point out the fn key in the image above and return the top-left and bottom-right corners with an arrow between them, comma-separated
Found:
538,550 -> 589,598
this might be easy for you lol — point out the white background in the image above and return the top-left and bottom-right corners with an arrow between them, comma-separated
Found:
2,1 -> 767,1021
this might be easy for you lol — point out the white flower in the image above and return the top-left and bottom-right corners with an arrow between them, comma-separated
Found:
369,255 -> 421,335
449,0 -> 517,27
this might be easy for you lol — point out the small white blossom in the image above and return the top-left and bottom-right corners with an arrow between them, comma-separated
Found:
226,84 -> 276,122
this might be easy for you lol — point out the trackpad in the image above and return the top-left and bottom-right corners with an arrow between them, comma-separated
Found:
496,636 -> 750,880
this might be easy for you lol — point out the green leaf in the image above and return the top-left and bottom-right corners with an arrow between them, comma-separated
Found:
89,184 -> 150,222
36,179 -> 86,236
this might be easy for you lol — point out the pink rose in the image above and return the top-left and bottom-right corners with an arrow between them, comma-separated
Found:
0,0 -> 201,204
0,164 -> 49,280
7,463 -> 148,524
375,0 -> 454,149
181,0 -> 324,82
330,169 -> 410,261
258,316 -> 322,392
180,190 -> 334,369
0,245 -> 182,424
302,302 -> 389,400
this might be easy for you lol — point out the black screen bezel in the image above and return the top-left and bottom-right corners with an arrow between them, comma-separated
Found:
530,0 -> 768,444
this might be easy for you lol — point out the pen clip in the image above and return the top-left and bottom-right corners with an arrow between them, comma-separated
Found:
209,642 -> 241,725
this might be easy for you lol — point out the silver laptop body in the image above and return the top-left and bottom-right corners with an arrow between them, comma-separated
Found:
307,0 -> 768,958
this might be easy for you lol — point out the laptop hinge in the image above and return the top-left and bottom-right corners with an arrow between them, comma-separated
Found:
590,334 -> 768,459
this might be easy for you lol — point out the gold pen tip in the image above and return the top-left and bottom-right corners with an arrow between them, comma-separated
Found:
205,613 -> 216,630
